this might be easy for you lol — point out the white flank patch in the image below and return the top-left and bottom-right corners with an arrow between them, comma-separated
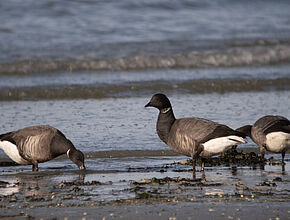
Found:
0,141 -> 30,165
202,135 -> 246,156
266,132 -> 290,153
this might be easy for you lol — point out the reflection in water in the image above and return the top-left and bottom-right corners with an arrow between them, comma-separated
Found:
231,166 -> 238,176
204,188 -> 225,196
79,173 -> 86,182
0,180 -> 19,196
0,172 -> 86,197
0,175 -> 48,197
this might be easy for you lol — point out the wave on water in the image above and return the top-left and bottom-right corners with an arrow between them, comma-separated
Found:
1,78 -> 289,101
1,42 -> 290,75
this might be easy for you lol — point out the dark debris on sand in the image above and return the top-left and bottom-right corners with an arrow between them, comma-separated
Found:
131,177 -> 223,187
175,149 -> 268,168
58,180 -> 112,188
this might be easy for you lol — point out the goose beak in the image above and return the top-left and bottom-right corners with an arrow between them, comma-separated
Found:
145,102 -> 151,107
79,165 -> 86,170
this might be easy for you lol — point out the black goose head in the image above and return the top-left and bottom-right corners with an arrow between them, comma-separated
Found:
236,125 -> 252,138
68,149 -> 86,170
145,93 -> 172,111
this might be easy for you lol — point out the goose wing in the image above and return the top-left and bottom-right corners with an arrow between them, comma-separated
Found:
0,125 -> 58,163
254,115 -> 290,134
167,117 -> 219,156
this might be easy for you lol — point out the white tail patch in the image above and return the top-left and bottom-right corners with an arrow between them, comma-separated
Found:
0,141 -> 30,165
266,132 -> 290,153
202,135 -> 247,156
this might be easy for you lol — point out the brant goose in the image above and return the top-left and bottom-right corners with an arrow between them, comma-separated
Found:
237,115 -> 290,164
0,125 -> 85,171
145,93 -> 247,173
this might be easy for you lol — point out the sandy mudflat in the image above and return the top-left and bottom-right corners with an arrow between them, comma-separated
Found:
0,150 -> 289,220
1,200 -> 289,220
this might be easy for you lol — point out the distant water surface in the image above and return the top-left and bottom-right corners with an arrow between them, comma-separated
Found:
1,0 -> 290,72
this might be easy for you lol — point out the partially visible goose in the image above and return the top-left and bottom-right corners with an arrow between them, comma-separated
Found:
237,115 -> 290,164
0,125 -> 85,171
145,93 -> 247,172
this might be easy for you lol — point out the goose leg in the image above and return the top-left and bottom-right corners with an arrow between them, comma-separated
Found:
201,170 -> 206,181
192,158 -> 196,172
201,158 -> 205,172
282,152 -> 286,172
201,158 -> 206,181
260,146 -> 266,159
281,152 -> 285,165
192,158 -> 196,180
32,162 -> 39,171
231,145 -> 237,150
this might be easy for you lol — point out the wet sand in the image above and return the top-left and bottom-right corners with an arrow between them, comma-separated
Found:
1,201 -> 289,220
0,149 -> 289,220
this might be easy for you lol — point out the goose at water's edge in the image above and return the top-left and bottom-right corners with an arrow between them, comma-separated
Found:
237,115 -> 290,164
145,93 -> 247,174
0,125 -> 85,171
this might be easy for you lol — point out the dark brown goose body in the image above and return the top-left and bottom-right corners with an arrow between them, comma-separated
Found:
167,117 -> 245,158
146,93 -> 246,172
0,125 -> 85,171
238,115 -> 290,163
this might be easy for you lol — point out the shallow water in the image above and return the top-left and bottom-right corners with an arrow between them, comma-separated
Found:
0,91 -> 289,157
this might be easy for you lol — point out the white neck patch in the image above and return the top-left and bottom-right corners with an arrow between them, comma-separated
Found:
67,149 -> 71,158
161,107 -> 171,114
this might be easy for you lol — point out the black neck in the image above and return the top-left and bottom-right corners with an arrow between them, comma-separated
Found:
157,108 -> 176,143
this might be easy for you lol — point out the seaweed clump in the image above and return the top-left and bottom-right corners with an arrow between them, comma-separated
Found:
214,148 -> 267,166
131,177 -> 222,187
177,148 -> 267,167
58,180 -> 112,188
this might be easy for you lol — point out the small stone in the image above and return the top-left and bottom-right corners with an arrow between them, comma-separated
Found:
273,177 -> 282,182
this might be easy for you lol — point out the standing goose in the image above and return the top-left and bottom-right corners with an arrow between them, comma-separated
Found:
237,115 -> 290,164
0,125 -> 85,171
145,93 -> 247,173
